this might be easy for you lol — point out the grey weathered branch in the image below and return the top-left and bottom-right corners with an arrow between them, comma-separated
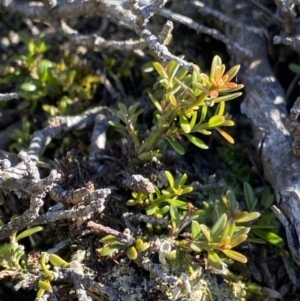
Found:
220,0 -> 300,265
274,0 -> 297,34
0,0 -> 194,70
27,106 -> 110,163
158,6 -> 253,58
192,1 -> 264,36
0,93 -> 18,102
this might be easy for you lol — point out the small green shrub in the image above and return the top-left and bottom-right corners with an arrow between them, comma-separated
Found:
100,171 -> 262,273
110,55 -> 243,162
2,33 -> 102,115
0,226 -> 43,271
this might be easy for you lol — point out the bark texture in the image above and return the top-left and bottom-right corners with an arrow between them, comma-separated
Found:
220,0 -> 300,264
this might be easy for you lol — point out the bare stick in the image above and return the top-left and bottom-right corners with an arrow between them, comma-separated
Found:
89,114 -> 109,162
192,0 -> 264,35
0,193 -> 46,239
87,221 -> 135,247
0,93 -> 18,102
274,0 -> 296,34
27,106 -> 109,163
69,249 -> 92,301
158,7 -> 253,58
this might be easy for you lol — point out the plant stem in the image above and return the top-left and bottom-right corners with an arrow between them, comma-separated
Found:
138,108 -> 176,155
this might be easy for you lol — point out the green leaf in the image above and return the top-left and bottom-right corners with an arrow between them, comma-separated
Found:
191,220 -> 201,240
180,186 -> 193,194
153,62 -> 168,79
289,63 -> 300,75
165,171 -> 174,189
192,209 -> 205,217
159,78 -> 169,89
251,229 -> 284,246
170,204 -> 180,222
142,62 -> 154,73
118,102 -> 128,114
126,199 -> 138,206
219,217 -> 235,243
235,212 -> 260,223
16,226 -> 43,241
232,227 -> 250,238
180,115 -> 191,133
224,189 -> 237,214
185,134 -> 208,149
216,101 -> 225,116
261,189 -> 274,209
210,55 -> 222,80
127,246 -> 138,260
49,254 -> 69,268
0,243 -> 13,255
189,111 -> 197,129
99,244 -> 122,256
166,138 -> 185,155
243,182 -> 255,211
200,105 -> 207,123
214,92 -> 242,103
192,82 -> 210,94
224,64 -> 241,81
21,82 -> 37,92
27,41 -> 35,56
207,115 -> 225,128
108,120 -> 126,130
146,203 -> 159,215
165,249 -> 178,260
128,102 -> 140,116
38,59 -> 52,83
211,214 -> 227,242
190,243 -> 202,252
230,234 -> 248,248
138,242 -> 150,253
176,173 -> 188,187
222,249 -> 247,263
246,237 -> 267,244
200,224 -> 211,242
100,235 -> 120,244
207,249 -> 223,271
166,199 -> 188,209
38,280 -> 51,291
173,77 -> 195,98
175,66 -> 189,80
157,205 -> 170,216
216,128 -> 234,144
166,60 -> 180,81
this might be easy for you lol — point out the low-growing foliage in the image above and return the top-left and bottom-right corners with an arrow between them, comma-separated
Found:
0,226 -> 43,271
2,33 -> 102,115
109,55 -> 243,162
99,171 -> 273,273
37,252 -> 69,298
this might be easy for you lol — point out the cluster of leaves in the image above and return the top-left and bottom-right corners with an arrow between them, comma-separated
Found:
2,33 -> 102,115
8,117 -> 30,153
0,226 -> 42,271
99,171 -> 281,273
0,208 -> 69,298
99,236 -> 150,261
243,182 -> 284,247
37,252 -> 69,298
110,55 -> 243,162
1,33 -> 103,154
